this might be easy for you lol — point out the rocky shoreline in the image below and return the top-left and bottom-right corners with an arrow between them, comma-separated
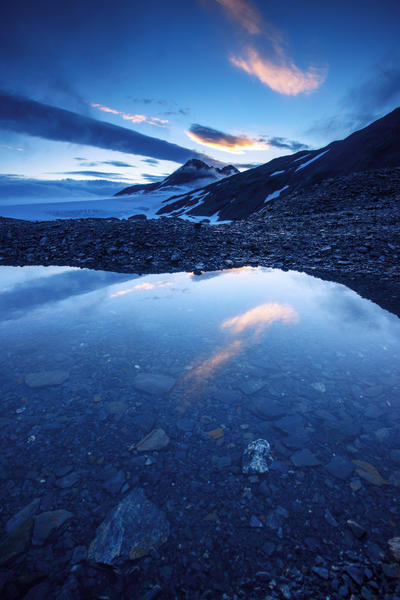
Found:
1,169 -> 399,318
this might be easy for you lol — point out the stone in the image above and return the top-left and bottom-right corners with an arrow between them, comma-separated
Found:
325,456 -> 354,480
55,472 -> 80,489
33,510 -> 73,545
250,515 -> 263,528
133,428 -> 170,452
0,518 -> 33,565
25,369 -> 69,388
352,460 -> 388,486
133,372 -> 175,395
388,537 -> 400,561
242,439 -> 272,474
291,449 -> 320,467
249,397 -> 287,420
346,519 -> 367,539
345,565 -> 364,585
6,498 -> 40,532
206,427 -> 224,440
239,379 -> 267,395
312,566 -> 329,580
88,488 -> 169,564
103,470 -> 126,494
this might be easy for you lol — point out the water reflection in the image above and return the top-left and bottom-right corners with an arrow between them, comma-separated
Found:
0,265 -> 400,597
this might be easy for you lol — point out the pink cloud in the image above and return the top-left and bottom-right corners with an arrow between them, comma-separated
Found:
215,0 -> 261,34
91,103 -> 168,127
231,47 -> 326,95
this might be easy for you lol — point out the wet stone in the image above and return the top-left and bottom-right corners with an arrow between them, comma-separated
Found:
134,428 -> 170,452
88,487 -> 169,564
55,471 -> 80,488
325,455 -> 355,480
0,518 -> 33,565
33,510 -> 73,545
24,369 -> 69,388
6,498 -> 40,532
249,397 -> 287,420
291,448 -> 321,467
133,372 -> 175,395
103,470 -> 126,495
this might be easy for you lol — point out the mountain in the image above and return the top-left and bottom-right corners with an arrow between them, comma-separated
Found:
115,159 -> 239,196
156,107 -> 400,221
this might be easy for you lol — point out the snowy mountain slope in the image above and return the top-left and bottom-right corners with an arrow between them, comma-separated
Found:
115,159 -> 238,196
156,106 -> 400,221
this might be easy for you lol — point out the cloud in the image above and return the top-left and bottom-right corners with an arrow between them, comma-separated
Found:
140,173 -> 166,182
75,158 -> 134,168
0,90 -> 209,164
102,160 -> 134,168
91,102 -> 169,127
0,174 -> 124,201
231,47 -> 326,95
186,123 -> 269,153
142,158 -> 160,166
215,0 -> 262,34
234,162 -> 260,169
308,59 -> 400,138
213,0 -> 326,96
266,136 -> 309,151
59,170 -> 130,180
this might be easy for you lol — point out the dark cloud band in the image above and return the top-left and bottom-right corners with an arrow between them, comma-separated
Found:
0,91 -> 205,163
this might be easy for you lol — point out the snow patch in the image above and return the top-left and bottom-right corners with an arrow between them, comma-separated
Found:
295,150 -> 329,172
265,185 -> 289,203
270,170 -> 285,176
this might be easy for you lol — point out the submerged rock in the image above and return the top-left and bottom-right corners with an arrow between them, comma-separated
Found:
132,428 -> 170,452
33,510 -> 73,545
0,518 -> 33,565
242,439 -> 272,474
6,498 -> 40,532
133,372 -> 175,395
25,369 -> 69,388
88,488 -> 169,564
388,537 -> 400,561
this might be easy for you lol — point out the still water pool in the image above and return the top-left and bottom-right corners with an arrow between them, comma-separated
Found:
0,266 -> 400,599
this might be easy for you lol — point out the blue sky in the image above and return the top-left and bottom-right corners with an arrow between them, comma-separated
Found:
1,0 -> 400,189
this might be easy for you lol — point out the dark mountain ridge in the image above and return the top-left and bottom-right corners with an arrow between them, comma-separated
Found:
156,107 -> 400,220
115,159 -> 238,196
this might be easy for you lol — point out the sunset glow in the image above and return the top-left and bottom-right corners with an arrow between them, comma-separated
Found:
186,129 -> 269,154
231,48 -> 326,95
221,302 -> 299,333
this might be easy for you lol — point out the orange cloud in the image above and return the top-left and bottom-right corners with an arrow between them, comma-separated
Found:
221,302 -> 299,333
215,0 -> 261,34
186,124 -> 269,154
186,340 -> 244,382
231,47 -> 326,95
91,103 -> 168,127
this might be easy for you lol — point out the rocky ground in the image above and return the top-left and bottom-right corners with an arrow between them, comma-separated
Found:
1,168 -> 399,317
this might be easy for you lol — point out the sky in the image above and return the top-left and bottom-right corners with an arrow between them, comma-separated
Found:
1,0 -> 400,193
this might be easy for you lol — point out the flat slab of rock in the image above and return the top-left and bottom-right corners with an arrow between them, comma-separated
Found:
132,428 -> 170,452
0,518 -> 33,565
133,372 -> 175,395
6,498 -> 40,532
88,488 -> 169,564
25,369 -> 69,388
33,510 -> 73,545
325,455 -> 354,480
291,449 -> 321,467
